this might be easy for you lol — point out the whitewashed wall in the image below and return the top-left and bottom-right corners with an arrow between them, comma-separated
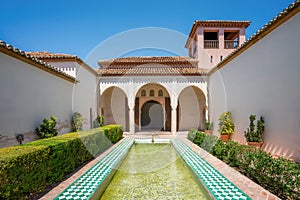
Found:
209,13 -> 300,161
47,61 -> 98,130
0,53 -> 73,147
72,63 -> 97,130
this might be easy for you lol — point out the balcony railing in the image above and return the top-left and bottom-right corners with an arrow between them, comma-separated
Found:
224,40 -> 239,49
204,40 -> 219,49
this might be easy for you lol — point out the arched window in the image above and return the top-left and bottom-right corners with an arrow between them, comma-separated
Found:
149,90 -> 155,97
158,90 -> 163,96
141,90 -> 146,96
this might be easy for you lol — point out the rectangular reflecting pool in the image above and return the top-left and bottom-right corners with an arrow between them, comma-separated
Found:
100,143 -> 212,199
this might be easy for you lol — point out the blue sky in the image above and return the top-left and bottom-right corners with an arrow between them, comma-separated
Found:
0,0 -> 294,67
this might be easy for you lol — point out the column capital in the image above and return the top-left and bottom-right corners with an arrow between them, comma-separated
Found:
128,98 -> 135,110
171,100 -> 178,110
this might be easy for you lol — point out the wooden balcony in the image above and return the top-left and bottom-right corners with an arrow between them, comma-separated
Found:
204,40 -> 219,49
224,40 -> 239,49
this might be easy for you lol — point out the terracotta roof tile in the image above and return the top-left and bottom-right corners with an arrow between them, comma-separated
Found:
98,56 -> 198,67
0,41 -> 76,82
27,51 -> 98,76
97,56 -> 207,76
26,51 -> 77,59
193,20 -> 251,27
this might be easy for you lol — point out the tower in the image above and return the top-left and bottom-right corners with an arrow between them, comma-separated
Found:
185,20 -> 251,69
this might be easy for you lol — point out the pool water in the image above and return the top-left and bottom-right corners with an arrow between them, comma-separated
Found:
100,143 -> 211,199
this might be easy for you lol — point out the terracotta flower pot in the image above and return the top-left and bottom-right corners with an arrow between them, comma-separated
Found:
220,134 -> 230,142
247,142 -> 263,148
204,130 -> 212,134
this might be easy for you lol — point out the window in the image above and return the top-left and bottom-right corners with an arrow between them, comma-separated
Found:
149,90 -> 154,97
158,90 -> 163,96
141,90 -> 146,96
224,31 -> 239,49
204,31 -> 219,49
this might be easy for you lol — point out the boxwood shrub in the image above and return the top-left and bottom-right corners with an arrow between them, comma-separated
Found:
0,125 -> 123,199
188,130 -> 300,199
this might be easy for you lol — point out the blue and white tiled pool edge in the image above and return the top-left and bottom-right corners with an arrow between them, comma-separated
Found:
172,138 -> 251,200
54,137 -> 134,200
55,137 -> 251,200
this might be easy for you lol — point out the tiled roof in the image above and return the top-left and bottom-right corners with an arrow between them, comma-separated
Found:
27,51 -> 98,76
185,20 -> 251,48
193,20 -> 251,27
98,56 -> 198,67
0,41 -> 76,83
98,56 -> 207,76
209,0 -> 300,75
26,51 -> 77,59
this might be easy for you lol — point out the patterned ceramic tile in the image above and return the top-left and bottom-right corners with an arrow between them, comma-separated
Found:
55,137 -> 134,200
56,137 -> 251,200
172,138 -> 251,200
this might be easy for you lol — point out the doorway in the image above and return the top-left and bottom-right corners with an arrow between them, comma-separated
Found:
141,100 -> 164,131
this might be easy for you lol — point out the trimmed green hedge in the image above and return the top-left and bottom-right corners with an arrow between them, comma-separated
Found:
0,125 -> 123,199
188,130 -> 300,199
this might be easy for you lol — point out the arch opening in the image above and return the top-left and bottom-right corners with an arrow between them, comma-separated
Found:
135,83 -> 171,132
100,86 -> 129,131
141,100 -> 164,131
177,86 -> 206,131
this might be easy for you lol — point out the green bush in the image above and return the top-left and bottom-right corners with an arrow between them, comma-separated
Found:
188,129 -> 300,199
102,124 -> 123,143
187,128 -> 198,141
93,115 -> 104,128
71,112 -> 84,132
35,116 -> 58,138
0,125 -> 123,199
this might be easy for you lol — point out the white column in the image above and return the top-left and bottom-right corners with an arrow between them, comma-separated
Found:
170,78 -> 178,135
239,28 -> 246,46
171,108 -> 177,134
219,29 -> 224,50
129,108 -> 135,134
127,78 -> 136,134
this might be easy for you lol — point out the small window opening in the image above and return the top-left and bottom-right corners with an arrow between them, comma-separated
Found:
149,90 -> 155,97
141,90 -> 146,96
158,90 -> 163,96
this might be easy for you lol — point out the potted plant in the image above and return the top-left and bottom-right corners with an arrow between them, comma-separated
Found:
244,114 -> 264,148
71,112 -> 84,132
218,112 -> 235,142
204,120 -> 213,134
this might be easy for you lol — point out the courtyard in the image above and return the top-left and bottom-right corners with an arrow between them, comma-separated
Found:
0,0 -> 299,199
